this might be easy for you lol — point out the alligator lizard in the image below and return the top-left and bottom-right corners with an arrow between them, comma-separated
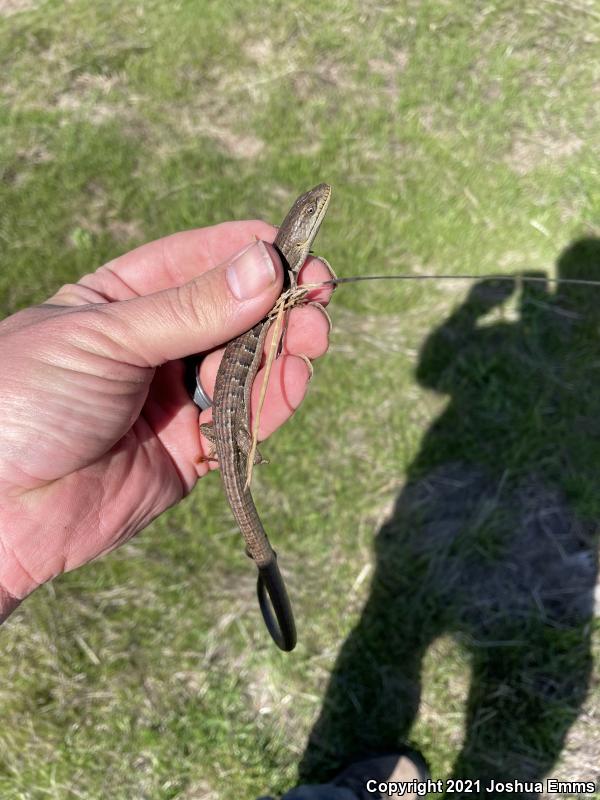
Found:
200,184 -> 332,651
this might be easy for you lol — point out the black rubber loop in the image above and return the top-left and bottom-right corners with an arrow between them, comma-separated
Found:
256,558 -> 297,652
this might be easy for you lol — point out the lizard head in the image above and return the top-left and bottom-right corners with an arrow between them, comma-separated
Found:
277,183 -> 332,270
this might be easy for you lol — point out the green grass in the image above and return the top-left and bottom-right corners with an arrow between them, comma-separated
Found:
1,0 -> 600,797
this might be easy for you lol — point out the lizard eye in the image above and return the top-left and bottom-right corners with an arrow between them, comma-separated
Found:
306,205 -> 315,215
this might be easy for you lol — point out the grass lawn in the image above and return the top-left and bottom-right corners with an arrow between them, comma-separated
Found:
1,0 -> 599,797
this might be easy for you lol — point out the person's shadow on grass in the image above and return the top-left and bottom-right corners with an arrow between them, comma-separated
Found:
297,238 -> 600,797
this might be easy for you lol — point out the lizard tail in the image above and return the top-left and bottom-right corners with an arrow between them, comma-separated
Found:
256,558 -> 297,651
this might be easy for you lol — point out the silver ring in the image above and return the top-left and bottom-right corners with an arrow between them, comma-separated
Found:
192,366 -> 213,410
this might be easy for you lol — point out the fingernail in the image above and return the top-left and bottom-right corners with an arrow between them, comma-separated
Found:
226,240 -> 276,300
308,300 -> 333,334
297,353 -> 314,382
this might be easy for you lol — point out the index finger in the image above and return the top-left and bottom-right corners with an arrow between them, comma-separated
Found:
78,220 -> 277,301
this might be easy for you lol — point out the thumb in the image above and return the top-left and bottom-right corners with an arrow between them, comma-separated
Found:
92,239 -> 283,367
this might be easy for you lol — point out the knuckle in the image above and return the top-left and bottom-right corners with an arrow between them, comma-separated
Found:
171,278 -> 222,334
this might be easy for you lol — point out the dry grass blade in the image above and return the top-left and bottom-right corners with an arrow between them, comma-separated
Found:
244,300 -> 285,489
245,285 -> 310,489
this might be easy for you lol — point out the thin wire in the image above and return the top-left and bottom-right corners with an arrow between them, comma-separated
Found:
323,274 -> 600,288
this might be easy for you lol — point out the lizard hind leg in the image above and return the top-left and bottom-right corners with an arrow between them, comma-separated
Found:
237,425 -> 268,466
197,421 -> 219,463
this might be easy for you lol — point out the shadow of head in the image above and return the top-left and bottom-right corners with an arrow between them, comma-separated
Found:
557,236 -> 600,292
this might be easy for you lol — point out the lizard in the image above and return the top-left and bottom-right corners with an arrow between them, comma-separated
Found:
199,184 -> 332,651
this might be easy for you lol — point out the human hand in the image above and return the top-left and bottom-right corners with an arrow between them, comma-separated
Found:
0,221 -> 332,617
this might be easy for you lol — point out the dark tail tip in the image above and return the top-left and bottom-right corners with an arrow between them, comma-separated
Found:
256,559 -> 297,652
